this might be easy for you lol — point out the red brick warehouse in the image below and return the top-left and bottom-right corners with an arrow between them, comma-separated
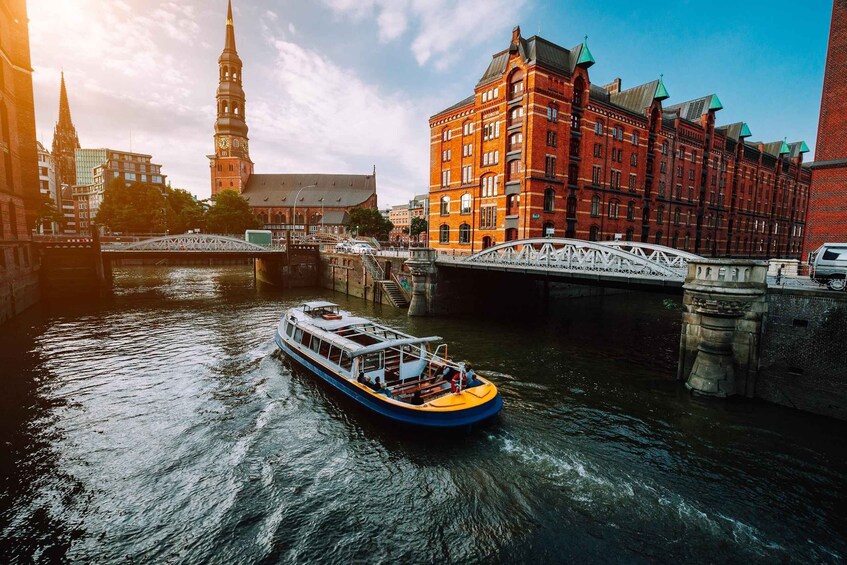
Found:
429,26 -> 811,258
804,0 -> 847,259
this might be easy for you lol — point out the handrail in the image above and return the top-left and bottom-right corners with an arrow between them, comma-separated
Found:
363,251 -> 385,280
392,272 -> 412,301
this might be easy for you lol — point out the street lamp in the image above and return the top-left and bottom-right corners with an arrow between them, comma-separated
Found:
291,184 -> 316,240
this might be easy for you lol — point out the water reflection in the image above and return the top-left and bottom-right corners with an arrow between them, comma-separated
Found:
0,266 -> 844,563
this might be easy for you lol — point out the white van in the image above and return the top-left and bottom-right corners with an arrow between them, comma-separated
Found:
809,243 -> 847,290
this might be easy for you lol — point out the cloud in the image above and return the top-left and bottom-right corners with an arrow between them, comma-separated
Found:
249,38 -> 429,205
322,0 -> 526,67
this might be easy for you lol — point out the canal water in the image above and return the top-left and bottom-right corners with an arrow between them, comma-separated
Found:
1,266 -> 844,564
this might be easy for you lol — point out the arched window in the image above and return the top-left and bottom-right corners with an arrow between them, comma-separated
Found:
590,195 -> 600,218
510,106 -> 524,126
232,70 -> 238,82
627,201 -> 635,221
544,188 -> 555,212
543,221 -> 555,237
460,193 -> 471,214
567,196 -> 577,218
672,232 -> 680,249
626,228 -> 634,241
222,101 -> 229,114
673,208 -> 681,226
223,66 -> 229,80
594,118 -> 604,135
545,104 -> 557,123
233,104 -> 239,116
656,205 -> 665,225
459,223 -> 471,244
589,225 -> 600,241
275,212 -> 283,223
506,194 -> 519,215
607,199 -> 619,219
572,76 -> 585,106
281,214 -> 287,224
508,69 -> 524,99
655,230 -> 663,244
439,224 -> 450,244
440,196 -> 450,215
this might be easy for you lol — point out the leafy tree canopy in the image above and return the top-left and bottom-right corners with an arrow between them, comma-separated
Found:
345,207 -> 393,239
410,216 -> 427,237
204,189 -> 262,234
96,177 -> 167,233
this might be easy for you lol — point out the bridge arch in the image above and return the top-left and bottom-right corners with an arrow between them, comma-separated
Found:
455,238 -> 703,280
120,234 -> 273,252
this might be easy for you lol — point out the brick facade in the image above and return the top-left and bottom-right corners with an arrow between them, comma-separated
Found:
430,27 -> 811,259
804,0 -> 847,258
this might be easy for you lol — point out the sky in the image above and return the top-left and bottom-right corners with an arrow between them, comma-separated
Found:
28,0 -> 833,207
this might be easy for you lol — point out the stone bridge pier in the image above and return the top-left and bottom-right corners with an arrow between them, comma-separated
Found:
678,259 -> 768,397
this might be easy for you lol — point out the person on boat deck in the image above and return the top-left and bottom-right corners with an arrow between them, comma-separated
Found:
357,372 -> 366,385
411,389 -> 424,405
370,376 -> 382,391
465,365 -> 481,387
440,365 -> 454,381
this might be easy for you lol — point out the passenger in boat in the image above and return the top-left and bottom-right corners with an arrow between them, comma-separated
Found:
370,376 -> 382,391
357,372 -> 366,385
450,372 -> 467,393
465,365 -> 481,387
411,389 -> 424,405
440,365 -> 455,381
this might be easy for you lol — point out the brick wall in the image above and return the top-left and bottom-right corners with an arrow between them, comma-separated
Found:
804,2 -> 847,259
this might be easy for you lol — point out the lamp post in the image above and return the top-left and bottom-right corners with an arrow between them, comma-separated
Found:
291,184 -> 316,241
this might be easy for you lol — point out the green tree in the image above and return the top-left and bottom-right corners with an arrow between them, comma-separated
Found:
96,177 -> 168,233
164,186 -> 206,234
410,216 -> 427,238
346,207 -> 393,239
204,189 -> 261,234
35,193 -> 63,233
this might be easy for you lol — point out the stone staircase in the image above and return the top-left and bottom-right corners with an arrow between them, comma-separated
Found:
379,279 -> 410,308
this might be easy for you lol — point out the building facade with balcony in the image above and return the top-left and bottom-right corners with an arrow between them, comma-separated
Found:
428,26 -> 811,258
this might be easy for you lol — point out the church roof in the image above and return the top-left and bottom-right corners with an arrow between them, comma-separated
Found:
242,173 -> 376,208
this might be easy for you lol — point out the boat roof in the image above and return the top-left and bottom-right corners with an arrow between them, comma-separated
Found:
350,336 -> 443,358
301,301 -> 339,310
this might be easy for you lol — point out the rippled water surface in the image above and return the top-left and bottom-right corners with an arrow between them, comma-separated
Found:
1,266 -> 845,564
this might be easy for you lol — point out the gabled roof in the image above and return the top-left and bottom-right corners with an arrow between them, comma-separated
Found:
477,34 -> 575,87
320,210 -> 349,225
759,141 -> 786,157
433,95 -> 474,118
664,94 -> 722,121
788,141 -> 810,158
609,80 -> 660,115
242,173 -> 376,208
717,122 -> 752,141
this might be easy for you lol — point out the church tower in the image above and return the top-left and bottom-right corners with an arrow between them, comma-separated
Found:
51,71 -> 80,189
210,0 -> 252,196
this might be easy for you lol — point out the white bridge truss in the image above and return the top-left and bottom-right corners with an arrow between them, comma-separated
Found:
113,234 -> 282,253
441,238 -> 702,282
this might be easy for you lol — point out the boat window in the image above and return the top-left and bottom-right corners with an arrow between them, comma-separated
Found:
340,351 -> 352,372
300,330 -> 311,345
328,346 -> 344,366
286,322 -> 295,338
319,339 -> 331,357
309,336 -> 321,353
363,352 -> 384,372
294,328 -> 304,343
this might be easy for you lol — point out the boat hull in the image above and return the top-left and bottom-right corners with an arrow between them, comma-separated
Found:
275,333 -> 503,429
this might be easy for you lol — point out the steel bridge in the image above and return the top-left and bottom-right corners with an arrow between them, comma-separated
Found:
435,238 -> 703,290
101,234 -> 286,258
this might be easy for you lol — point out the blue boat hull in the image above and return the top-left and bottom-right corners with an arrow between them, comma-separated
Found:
275,333 -> 503,428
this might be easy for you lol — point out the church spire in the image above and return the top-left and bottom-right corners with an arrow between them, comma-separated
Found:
52,72 -> 80,189
57,71 -> 74,129
224,0 -> 237,52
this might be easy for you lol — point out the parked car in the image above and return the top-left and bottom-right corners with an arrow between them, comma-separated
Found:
334,241 -> 353,253
351,242 -> 376,254
809,242 -> 847,290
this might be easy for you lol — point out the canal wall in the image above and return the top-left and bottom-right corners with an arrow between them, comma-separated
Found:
757,288 -> 847,420
38,238 -> 110,298
0,242 -> 40,326
319,253 -> 407,307
255,244 -> 320,287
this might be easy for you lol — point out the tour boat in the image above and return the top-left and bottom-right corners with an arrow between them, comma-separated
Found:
274,301 -> 503,428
